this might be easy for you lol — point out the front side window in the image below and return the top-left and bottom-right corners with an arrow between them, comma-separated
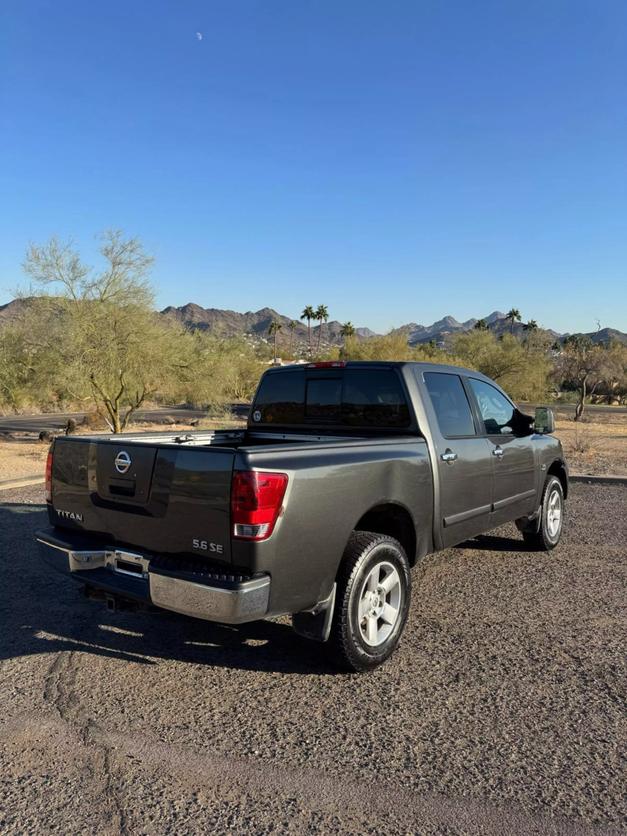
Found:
424,372 -> 476,437
467,378 -> 516,435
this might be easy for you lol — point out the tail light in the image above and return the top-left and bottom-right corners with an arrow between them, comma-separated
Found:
45,448 -> 53,503
231,470 -> 288,541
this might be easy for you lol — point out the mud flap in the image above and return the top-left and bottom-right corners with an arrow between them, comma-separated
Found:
515,504 -> 542,534
292,584 -> 336,643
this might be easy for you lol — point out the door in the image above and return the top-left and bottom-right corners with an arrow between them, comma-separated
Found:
465,377 -> 537,524
422,372 -> 494,548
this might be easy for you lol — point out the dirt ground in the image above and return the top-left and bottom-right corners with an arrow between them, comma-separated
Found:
0,413 -> 626,481
0,483 -> 624,834
554,415 -> 627,476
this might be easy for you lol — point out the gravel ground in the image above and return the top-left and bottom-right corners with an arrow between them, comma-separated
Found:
0,484 -> 625,835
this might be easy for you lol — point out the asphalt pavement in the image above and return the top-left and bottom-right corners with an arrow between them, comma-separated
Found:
0,404 -> 250,434
0,484 -> 625,834
1,402 -> 624,435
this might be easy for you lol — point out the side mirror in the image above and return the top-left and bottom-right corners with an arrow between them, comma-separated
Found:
534,406 -> 555,434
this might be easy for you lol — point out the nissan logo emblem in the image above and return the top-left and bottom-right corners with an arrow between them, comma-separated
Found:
114,451 -> 132,474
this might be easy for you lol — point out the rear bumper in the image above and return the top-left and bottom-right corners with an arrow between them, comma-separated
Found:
36,529 -> 270,624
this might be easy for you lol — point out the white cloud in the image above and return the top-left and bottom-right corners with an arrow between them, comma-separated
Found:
196,32 -> 203,41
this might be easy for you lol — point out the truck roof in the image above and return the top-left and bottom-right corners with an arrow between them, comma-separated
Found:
267,360 -> 493,379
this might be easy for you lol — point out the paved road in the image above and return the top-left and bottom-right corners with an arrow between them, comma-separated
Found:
518,402 -> 627,415
0,484 -> 625,834
0,404 -> 250,433
1,402 -> 624,435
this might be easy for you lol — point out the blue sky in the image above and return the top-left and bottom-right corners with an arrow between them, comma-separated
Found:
1,0 -> 626,333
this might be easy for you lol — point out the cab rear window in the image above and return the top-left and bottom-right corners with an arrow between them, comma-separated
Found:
252,369 -> 410,428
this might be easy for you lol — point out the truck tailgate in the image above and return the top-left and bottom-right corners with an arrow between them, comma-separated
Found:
49,437 -> 235,564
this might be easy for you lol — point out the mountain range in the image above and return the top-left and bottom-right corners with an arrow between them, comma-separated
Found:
1,298 -> 625,348
154,303 -> 627,348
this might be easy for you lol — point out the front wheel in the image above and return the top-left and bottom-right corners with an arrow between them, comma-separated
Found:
329,531 -> 411,672
522,475 -> 565,551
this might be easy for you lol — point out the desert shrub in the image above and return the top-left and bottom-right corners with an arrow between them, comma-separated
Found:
452,331 -> 551,401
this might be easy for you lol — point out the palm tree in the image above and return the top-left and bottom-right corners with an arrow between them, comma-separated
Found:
474,318 -> 488,331
340,321 -> 355,348
506,308 -> 522,334
522,319 -> 538,352
300,305 -> 315,354
288,320 -> 297,356
268,319 -> 282,364
315,304 -> 329,351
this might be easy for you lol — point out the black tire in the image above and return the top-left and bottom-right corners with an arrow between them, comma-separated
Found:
329,531 -> 411,673
522,475 -> 564,551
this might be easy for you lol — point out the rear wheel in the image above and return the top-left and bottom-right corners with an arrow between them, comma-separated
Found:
522,475 -> 564,551
329,531 -> 411,672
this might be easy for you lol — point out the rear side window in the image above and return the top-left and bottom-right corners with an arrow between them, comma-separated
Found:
342,370 -> 409,427
252,368 -> 410,428
424,372 -> 476,437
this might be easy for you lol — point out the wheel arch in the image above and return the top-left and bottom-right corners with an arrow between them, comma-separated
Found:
548,459 -> 568,498
352,502 -> 417,566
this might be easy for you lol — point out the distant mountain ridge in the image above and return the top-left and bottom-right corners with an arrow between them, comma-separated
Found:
390,310 -> 507,344
160,302 -> 624,347
160,303 -> 370,343
1,298 -> 625,347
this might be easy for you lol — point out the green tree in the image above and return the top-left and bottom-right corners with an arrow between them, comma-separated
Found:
452,330 -> 550,401
597,340 -> 627,404
474,319 -> 488,330
183,333 -> 264,406
315,304 -> 329,351
21,231 -> 192,432
555,335 -> 606,420
0,323 -> 38,410
300,305 -> 315,354
506,308 -> 522,334
521,320 -> 540,352
342,332 -> 417,362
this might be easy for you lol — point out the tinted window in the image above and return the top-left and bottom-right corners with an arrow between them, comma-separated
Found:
253,371 -> 305,424
467,378 -> 515,435
305,378 -> 341,421
251,368 -> 410,428
342,370 -> 410,427
424,372 -> 476,437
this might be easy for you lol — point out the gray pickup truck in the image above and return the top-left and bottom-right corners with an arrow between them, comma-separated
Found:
37,361 -> 568,671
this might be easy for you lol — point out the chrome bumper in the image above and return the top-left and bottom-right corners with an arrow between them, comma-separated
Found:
36,534 -> 270,625
149,572 -> 270,624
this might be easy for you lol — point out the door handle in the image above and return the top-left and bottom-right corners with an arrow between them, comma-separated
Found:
441,449 -> 458,464
492,445 -> 504,458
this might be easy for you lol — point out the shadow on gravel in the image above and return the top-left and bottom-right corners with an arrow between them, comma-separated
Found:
456,533 -> 529,553
0,501 -> 336,675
